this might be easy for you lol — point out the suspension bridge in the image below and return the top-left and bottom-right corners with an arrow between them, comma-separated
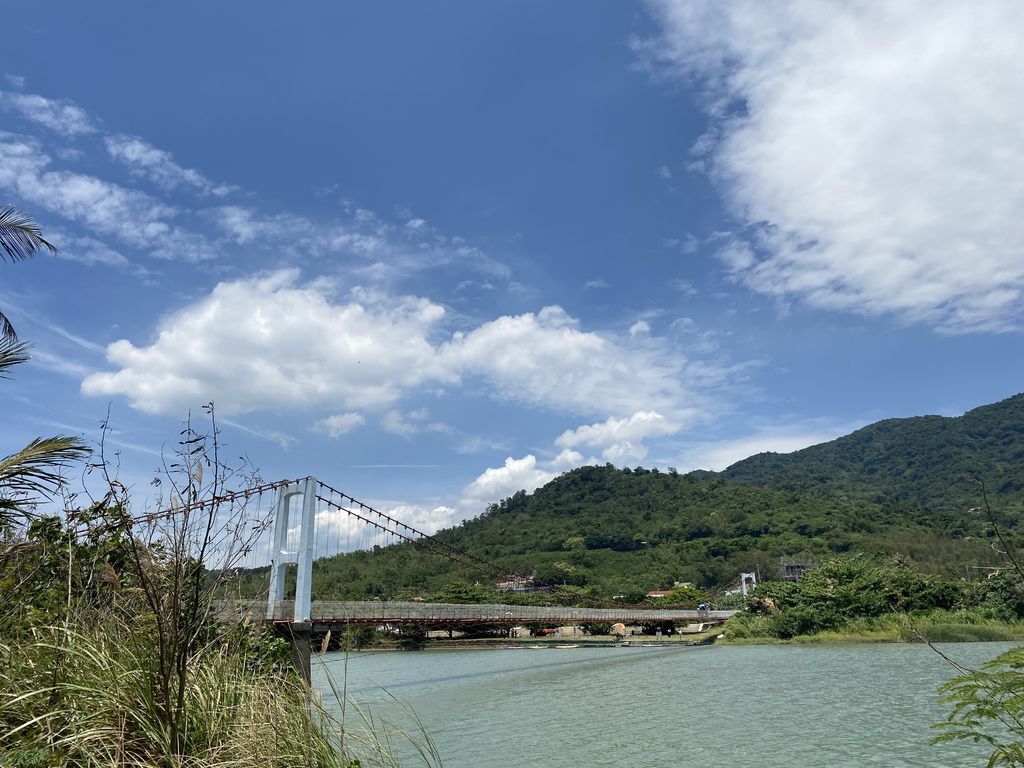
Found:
130,476 -> 736,680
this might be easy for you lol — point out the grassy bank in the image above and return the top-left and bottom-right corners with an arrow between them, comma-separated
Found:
721,610 -> 1024,645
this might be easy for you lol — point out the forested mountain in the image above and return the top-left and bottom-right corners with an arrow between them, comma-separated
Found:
720,393 -> 1024,515
305,470 -> 997,600
290,394 -> 1023,600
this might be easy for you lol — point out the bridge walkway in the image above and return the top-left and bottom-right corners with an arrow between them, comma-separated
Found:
259,600 -> 735,627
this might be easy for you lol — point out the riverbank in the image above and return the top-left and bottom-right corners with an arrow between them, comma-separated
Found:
324,610 -> 1024,652
719,613 -> 1024,645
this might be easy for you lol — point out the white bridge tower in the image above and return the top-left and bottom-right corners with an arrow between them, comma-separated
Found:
266,477 -> 318,623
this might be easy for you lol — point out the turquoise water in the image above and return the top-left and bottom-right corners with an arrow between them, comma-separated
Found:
313,642 -> 1012,767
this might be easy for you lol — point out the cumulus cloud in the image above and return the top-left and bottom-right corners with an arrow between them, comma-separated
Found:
551,448 -> 585,470
441,306 -> 700,419
82,272 -> 710,428
643,1 -> 1024,333
457,455 -> 557,517
0,91 -> 95,135
629,320 -> 651,337
82,270 -> 451,414
556,410 -> 679,464
105,134 -> 235,196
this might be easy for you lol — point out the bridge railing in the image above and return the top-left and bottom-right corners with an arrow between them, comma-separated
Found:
263,599 -> 735,625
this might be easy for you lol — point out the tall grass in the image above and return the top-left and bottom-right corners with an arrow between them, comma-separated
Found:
0,621 -> 442,768
0,411 -> 444,768
0,624 -> 348,768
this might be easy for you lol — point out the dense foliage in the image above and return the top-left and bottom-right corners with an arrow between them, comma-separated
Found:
721,392 -> 1024,517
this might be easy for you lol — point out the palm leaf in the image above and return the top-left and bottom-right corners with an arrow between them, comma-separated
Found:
0,436 -> 90,513
0,206 -> 59,264
0,338 -> 30,376
0,309 -> 18,341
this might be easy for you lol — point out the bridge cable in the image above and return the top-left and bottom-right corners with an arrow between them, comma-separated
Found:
317,480 -> 512,580
313,494 -> 502,578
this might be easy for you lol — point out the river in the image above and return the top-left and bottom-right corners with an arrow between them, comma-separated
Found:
313,642 -> 1012,767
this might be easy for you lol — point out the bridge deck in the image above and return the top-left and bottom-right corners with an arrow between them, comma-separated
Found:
255,600 -> 736,626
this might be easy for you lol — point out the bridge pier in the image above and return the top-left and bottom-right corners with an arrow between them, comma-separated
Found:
280,621 -> 312,685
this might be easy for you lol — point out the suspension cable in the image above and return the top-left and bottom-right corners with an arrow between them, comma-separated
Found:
316,480 -> 513,579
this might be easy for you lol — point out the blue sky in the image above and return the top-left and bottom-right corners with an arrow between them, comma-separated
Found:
3,1 -> 1023,533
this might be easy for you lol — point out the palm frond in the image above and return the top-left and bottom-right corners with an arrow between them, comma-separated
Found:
0,338 -> 30,376
0,436 -> 90,505
0,206 -> 60,264
0,309 -> 18,341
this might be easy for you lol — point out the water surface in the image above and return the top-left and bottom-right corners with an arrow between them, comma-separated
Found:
314,642 -> 1011,767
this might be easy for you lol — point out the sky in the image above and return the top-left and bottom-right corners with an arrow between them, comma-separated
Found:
3,1 -> 1023,535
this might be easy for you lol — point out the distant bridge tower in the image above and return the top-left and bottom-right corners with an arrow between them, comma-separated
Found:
740,571 -> 758,597
266,477 -> 318,623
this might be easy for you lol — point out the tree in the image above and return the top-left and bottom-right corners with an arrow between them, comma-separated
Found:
0,206 -> 59,341
0,209 -> 86,525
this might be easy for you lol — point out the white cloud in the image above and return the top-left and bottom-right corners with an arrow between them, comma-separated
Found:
458,455 -> 557,516
643,1 -> 1024,333
583,278 -> 609,290
675,423 -> 857,472
209,205 -> 509,281
380,408 -> 449,437
454,435 -> 511,455
556,410 -> 679,465
28,349 -> 93,378
442,306 -> 701,420
105,134 -> 234,196
49,232 -> 131,269
629,320 -> 651,337
210,205 -> 308,246
316,412 -> 366,438
82,275 -> 722,455
0,134 -> 193,252
218,417 -> 295,449
82,270 -> 451,414
5,76 -> 26,88
551,448 -> 585,470
0,91 -> 95,135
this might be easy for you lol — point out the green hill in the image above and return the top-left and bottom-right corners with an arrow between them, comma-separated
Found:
720,392 -> 1024,515
290,393 -> 1024,600
306,468 -> 998,601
